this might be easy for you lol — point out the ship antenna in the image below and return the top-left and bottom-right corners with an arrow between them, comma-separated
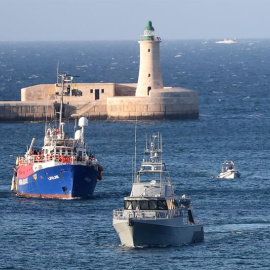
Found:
131,156 -> 134,183
56,61 -> 59,85
145,133 -> 147,152
157,132 -> 159,150
134,121 -> 137,182
134,117 -> 137,183
160,133 -> 163,161
58,73 -> 65,133
58,73 -> 76,134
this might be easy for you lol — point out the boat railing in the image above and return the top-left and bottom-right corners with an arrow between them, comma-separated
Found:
113,208 -> 184,221
18,154 -> 95,165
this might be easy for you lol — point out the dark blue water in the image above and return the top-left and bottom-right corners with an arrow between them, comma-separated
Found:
1,40 -> 270,269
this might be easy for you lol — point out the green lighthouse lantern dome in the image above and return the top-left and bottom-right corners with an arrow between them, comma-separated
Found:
144,21 -> 155,40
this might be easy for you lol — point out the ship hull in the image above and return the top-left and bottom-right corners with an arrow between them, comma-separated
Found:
217,170 -> 241,179
113,217 -> 204,247
15,163 -> 99,199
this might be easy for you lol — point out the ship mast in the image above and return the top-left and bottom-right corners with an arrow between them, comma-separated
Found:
134,120 -> 137,183
56,61 -> 59,85
58,74 -> 64,132
58,73 -> 76,134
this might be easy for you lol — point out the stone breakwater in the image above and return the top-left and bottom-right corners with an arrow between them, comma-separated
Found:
0,101 -> 55,122
0,96 -> 198,122
0,82 -> 199,122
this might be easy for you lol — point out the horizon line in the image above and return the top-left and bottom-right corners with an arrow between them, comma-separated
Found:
1,38 -> 270,43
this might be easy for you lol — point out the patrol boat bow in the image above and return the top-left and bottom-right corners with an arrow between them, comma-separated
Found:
11,74 -> 103,198
113,133 -> 204,247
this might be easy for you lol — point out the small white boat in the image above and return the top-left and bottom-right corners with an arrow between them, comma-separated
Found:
216,38 -> 237,44
217,161 -> 240,179
113,133 -> 204,247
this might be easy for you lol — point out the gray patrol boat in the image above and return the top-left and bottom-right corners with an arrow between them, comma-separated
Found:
113,133 -> 204,247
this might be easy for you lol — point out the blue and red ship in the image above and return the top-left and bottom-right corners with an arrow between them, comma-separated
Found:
11,74 -> 103,199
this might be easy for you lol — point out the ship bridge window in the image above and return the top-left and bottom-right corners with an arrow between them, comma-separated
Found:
124,200 -> 168,210
173,199 -> 179,207
149,200 -> 157,210
125,201 -> 133,210
157,200 -> 168,210
140,200 -> 149,210
132,200 -> 140,210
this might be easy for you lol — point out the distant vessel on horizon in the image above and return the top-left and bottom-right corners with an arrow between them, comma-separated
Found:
216,38 -> 237,44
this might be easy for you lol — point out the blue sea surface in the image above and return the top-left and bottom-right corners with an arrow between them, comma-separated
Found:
0,40 -> 270,269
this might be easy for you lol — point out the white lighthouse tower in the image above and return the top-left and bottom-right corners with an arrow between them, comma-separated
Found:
136,21 -> 164,97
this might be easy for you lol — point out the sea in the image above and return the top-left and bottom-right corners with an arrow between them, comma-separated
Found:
0,40 -> 270,269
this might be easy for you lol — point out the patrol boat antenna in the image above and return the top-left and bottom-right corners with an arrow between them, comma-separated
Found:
133,120 -> 137,183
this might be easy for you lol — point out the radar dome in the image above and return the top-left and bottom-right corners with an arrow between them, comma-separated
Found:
78,117 -> 88,127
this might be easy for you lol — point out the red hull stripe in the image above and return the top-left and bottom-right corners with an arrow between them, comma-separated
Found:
16,192 -> 72,199
17,164 -> 34,178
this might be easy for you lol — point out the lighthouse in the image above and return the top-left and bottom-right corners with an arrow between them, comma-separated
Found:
18,20 -> 199,122
136,21 -> 164,97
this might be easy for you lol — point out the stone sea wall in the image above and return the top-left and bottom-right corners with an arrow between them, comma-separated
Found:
0,102 -> 55,122
0,85 -> 199,122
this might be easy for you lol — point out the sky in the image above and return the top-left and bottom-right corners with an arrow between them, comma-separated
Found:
1,0 -> 270,41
